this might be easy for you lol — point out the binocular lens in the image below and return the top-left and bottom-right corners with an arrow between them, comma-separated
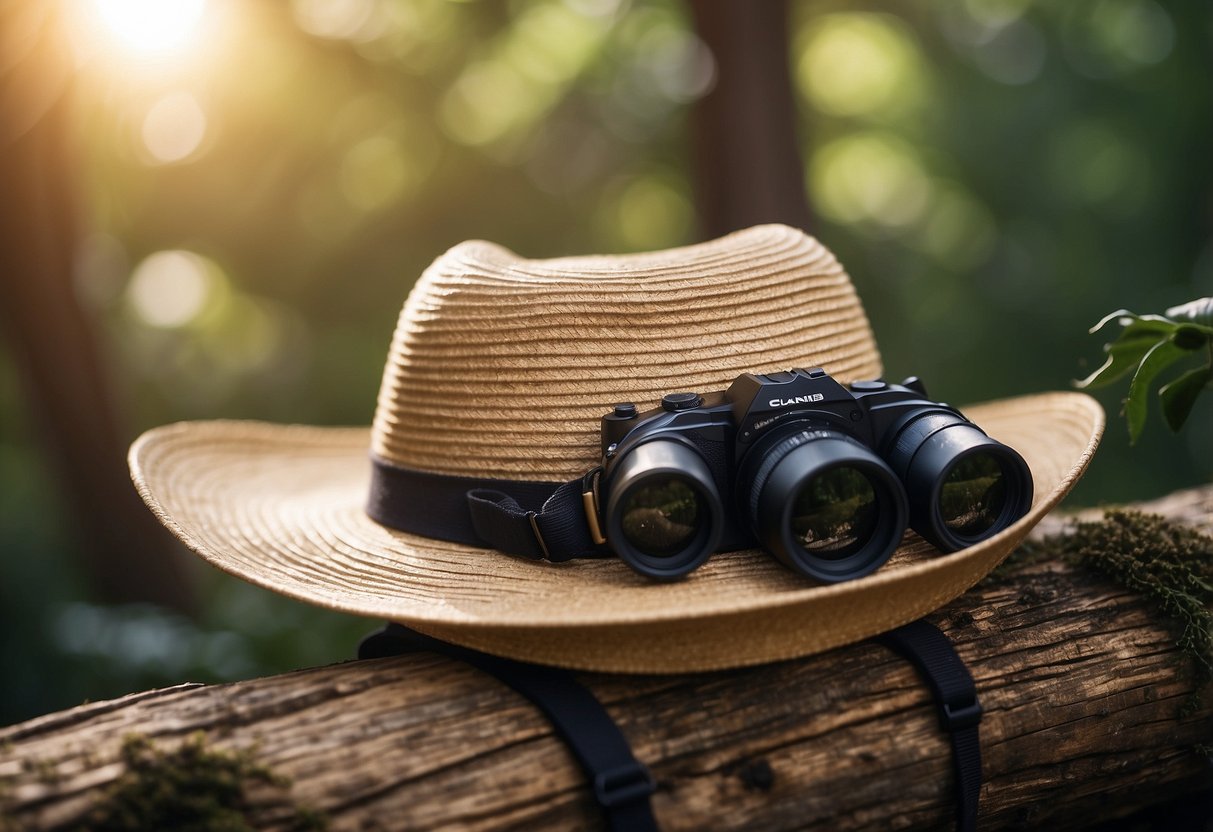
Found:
889,413 -> 1033,551
745,430 -> 907,582
790,466 -> 879,560
939,452 -> 1006,537
619,478 -> 704,558
604,438 -> 723,579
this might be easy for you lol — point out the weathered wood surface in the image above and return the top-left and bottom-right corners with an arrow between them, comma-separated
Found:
2,487 -> 1211,830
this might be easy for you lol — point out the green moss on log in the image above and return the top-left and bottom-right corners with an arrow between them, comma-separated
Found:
86,733 -> 326,831
1014,510 -> 1212,715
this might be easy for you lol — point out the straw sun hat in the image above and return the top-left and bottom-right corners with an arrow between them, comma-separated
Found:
130,224 -> 1103,673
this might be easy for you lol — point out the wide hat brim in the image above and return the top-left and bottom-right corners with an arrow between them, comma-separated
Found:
131,391 -> 1102,673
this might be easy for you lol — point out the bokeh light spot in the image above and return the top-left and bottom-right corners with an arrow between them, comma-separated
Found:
810,133 -> 933,228
563,0 -> 624,18
140,92 -> 208,165
635,24 -> 715,104
340,135 -> 410,212
291,0 -> 378,42
126,250 -> 215,328
968,19 -> 1046,85
614,176 -> 692,251
1090,0 -> 1174,67
94,0 -> 206,53
961,0 -> 1030,32
440,63 -> 531,147
438,3 -> 608,150
1050,120 -> 1150,211
797,14 -> 923,118
920,185 -> 997,269
509,2 -> 602,85
1063,0 -> 1174,78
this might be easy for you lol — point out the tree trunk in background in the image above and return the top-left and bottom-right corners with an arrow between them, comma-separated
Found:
687,0 -> 813,238
3,489 -> 1211,830
0,3 -> 196,613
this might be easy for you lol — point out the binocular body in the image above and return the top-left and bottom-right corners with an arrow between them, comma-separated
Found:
598,368 -> 1032,581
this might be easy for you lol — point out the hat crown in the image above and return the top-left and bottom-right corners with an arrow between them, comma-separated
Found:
371,224 -> 882,481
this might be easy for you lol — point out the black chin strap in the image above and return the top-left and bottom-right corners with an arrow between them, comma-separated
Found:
367,457 -> 604,561
875,620 -> 983,832
359,619 -> 983,832
360,623 -> 658,832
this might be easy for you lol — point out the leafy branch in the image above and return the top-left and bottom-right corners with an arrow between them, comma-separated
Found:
1076,297 -> 1213,444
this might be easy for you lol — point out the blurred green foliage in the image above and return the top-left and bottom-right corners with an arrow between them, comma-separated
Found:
2,0 -> 1210,724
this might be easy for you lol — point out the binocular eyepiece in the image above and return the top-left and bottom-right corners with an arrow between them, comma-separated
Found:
598,369 -> 1032,582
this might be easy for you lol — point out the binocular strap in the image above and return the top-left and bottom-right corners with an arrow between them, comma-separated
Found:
357,619 -> 982,832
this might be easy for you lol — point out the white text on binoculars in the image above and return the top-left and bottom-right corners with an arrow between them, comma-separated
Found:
768,394 -> 825,408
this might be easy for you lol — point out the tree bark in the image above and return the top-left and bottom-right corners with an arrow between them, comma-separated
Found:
687,0 -> 813,238
1,487 -> 1211,830
0,3 -> 196,613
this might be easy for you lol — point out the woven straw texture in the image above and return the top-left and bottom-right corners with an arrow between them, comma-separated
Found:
129,224 -> 1105,673
372,224 -> 881,480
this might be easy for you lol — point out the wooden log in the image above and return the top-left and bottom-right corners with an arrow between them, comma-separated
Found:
2,488 -> 1211,830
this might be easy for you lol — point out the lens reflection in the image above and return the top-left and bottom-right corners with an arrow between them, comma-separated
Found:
620,478 -> 702,557
791,466 -> 878,560
940,453 -> 1006,536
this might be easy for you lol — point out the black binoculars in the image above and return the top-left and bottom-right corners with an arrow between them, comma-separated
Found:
597,368 -> 1033,581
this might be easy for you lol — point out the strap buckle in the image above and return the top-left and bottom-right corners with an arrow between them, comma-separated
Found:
580,467 -> 607,546
940,696 -> 983,732
525,511 -> 554,561
593,760 -> 656,809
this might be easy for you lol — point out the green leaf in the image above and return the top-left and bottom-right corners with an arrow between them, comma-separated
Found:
1075,334 -> 1162,389
1159,361 -> 1213,433
1089,308 -> 1182,334
1173,325 -> 1211,351
1089,308 -> 1138,334
1118,316 -> 1182,340
1125,338 -> 1188,443
1165,297 -> 1213,328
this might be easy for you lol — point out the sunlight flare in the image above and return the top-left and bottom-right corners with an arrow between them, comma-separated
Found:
94,0 -> 206,53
